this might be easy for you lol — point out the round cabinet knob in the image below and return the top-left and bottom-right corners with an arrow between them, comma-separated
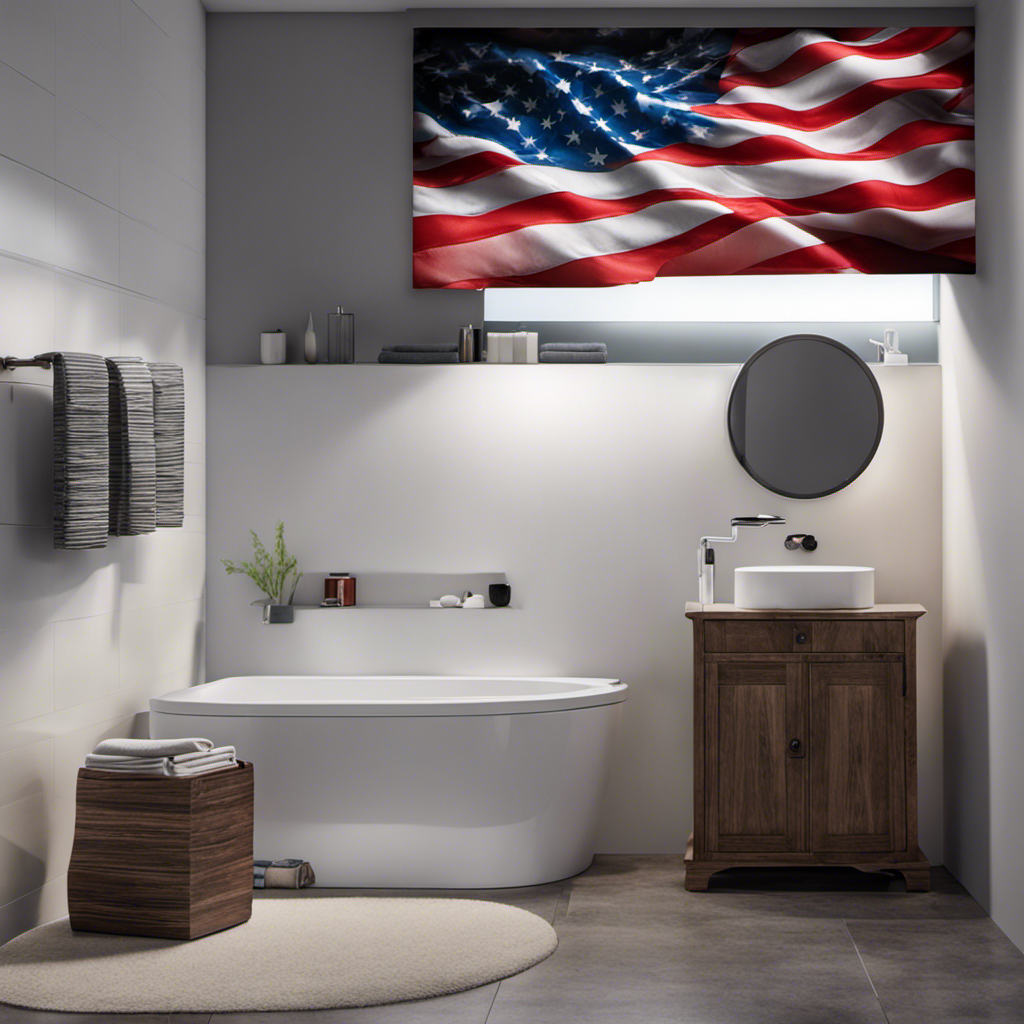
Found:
795,632 -> 808,644
789,738 -> 802,753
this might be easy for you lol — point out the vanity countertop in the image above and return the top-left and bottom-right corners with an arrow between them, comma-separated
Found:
685,602 -> 926,619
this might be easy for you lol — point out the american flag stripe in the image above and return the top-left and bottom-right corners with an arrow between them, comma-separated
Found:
718,27 -> 965,93
717,33 -> 973,108
415,171 -> 974,253
415,195 -> 974,287
413,26 -> 974,285
416,121 -> 973,190
692,58 -> 970,131
415,128 -> 972,217
723,28 -> 912,78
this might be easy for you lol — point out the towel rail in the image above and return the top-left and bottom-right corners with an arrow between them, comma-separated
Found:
2,355 -> 54,370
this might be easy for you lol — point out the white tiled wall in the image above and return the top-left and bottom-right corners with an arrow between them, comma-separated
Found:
0,0 -> 205,943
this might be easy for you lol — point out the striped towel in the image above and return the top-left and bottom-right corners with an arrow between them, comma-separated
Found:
148,362 -> 185,528
106,357 -> 156,536
538,351 -> 608,363
52,352 -> 109,550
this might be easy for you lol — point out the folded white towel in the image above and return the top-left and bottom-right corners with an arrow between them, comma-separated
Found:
93,737 -> 213,758
84,744 -> 237,777
170,746 -> 235,766
85,754 -> 168,768
169,758 -> 237,777
84,757 -> 238,777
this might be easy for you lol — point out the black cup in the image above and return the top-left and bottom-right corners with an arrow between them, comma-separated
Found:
488,583 -> 511,608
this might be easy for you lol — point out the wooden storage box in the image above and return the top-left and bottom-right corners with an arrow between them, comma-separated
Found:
67,761 -> 254,940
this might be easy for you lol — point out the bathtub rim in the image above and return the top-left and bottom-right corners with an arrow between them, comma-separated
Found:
151,674 -> 628,718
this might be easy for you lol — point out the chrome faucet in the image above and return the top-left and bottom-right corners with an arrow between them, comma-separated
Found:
698,515 -> 786,605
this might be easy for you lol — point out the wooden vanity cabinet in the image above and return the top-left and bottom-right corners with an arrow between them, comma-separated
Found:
684,603 -> 930,891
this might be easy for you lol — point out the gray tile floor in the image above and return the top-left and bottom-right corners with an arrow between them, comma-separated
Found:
3,856 -> 1024,1024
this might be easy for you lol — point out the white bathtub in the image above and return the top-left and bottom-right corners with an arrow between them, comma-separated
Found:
150,675 -> 627,888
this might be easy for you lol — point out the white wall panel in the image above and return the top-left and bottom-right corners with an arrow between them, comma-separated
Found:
0,157 -> 55,265
120,214 -> 203,315
0,382 -> 52,527
55,23 -> 121,137
53,182 -> 119,284
54,101 -> 119,208
0,527 -> 57,632
0,627 -> 55,726
0,0 -> 56,92
0,257 -> 54,363
53,271 -> 121,356
0,62 -> 55,177
120,146 -> 204,252
57,0 -> 120,58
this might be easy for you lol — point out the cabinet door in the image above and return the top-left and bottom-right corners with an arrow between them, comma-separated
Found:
809,662 -> 906,853
706,661 -> 806,853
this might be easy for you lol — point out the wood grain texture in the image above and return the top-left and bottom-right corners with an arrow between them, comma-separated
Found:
812,620 -> 903,653
706,662 -> 805,853
67,762 -> 254,940
706,620 -> 813,653
689,608 -> 927,890
809,663 -> 904,852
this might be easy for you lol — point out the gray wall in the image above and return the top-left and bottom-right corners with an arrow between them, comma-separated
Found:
206,364 -> 944,859
940,0 -> 1024,955
206,11 -> 480,364
0,0 -> 206,943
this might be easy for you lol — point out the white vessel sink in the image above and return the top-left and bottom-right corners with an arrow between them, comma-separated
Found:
734,566 -> 875,610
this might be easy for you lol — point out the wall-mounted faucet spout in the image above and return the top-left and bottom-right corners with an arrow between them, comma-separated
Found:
698,515 -> 786,605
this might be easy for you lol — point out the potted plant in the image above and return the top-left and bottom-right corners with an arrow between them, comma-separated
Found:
222,522 -> 303,623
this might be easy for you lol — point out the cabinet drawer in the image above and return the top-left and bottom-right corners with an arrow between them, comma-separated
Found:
705,620 -> 813,653
812,621 -> 904,653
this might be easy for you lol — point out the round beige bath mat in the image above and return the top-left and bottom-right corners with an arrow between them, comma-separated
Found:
0,897 -> 557,1013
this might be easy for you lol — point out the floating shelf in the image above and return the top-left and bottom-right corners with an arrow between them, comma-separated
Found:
293,603 -> 514,611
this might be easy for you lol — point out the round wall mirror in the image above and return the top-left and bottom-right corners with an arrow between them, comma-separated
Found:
728,334 -> 884,499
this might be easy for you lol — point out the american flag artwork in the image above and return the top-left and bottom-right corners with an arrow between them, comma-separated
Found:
412,27 -> 975,287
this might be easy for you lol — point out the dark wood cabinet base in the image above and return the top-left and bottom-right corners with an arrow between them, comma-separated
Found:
683,836 -> 930,891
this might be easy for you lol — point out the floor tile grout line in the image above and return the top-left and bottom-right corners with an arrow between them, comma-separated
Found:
483,979 -> 502,1024
844,919 -> 891,1024
552,880 -> 572,924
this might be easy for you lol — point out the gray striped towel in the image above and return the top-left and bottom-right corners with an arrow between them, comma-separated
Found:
149,362 -> 184,528
538,351 -> 608,363
106,357 -> 156,536
53,352 -> 109,550
539,342 -> 608,353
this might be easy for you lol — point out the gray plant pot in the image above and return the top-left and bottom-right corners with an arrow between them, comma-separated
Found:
263,604 -> 295,624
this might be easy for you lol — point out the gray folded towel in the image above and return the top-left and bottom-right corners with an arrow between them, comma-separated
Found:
254,859 -> 316,889
378,351 -> 460,364
384,343 -> 458,353
93,737 -> 213,757
106,357 -> 156,536
539,351 -> 608,363
539,342 -> 608,353
149,362 -> 185,528
52,352 -> 110,550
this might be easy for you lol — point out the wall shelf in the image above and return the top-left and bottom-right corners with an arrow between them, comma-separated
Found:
293,603 -> 514,611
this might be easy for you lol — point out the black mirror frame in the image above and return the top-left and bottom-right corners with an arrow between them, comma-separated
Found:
727,334 -> 885,500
